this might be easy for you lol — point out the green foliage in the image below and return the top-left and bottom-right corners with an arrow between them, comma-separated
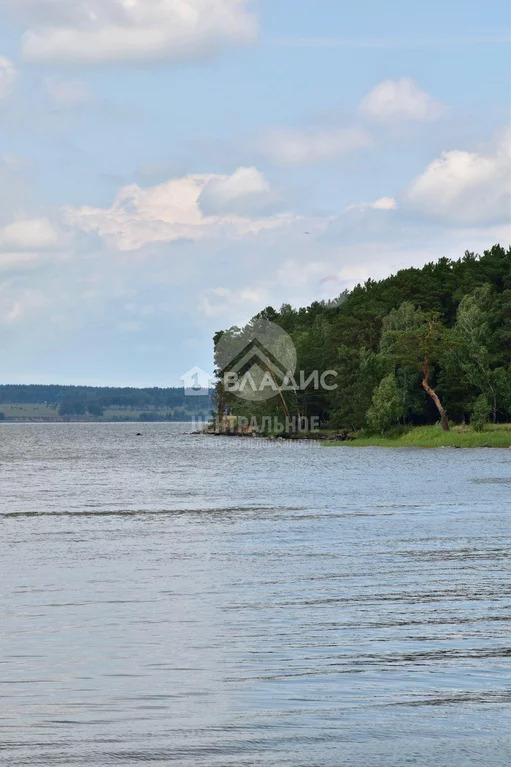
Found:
86,402 -> 105,417
214,245 -> 511,430
366,373 -> 405,434
380,303 -> 448,371
471,394 -> 492,432
448,284 -> 501,418
380,301 -> 423,353
58,399 -> 86,417
494,367 -> 511,412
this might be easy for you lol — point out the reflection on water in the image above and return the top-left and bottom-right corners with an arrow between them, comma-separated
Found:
0,423 -> 510,766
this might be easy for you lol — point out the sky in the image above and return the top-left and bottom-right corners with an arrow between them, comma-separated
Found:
0,0 -> 510,387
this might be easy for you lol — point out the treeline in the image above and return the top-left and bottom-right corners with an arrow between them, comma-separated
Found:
0,385 -> 212,419
214,245 -> 511,432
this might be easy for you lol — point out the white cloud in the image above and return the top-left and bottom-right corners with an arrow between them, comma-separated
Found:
64,169 -> 294,251
0,55 -> 17,98
318,265 -> 373,289
360,77 -> 441,122
345,197 -> 398,212
198,166 -> 277,215
276,259 -> 328,288
371,197 -> 398,210
0,218 -> 61,251
407,131 -> 511,224
43,77 -> 93,105
0,251 -> 48,270
259,127 -> 372,165
0,287 -> 50,324
0,154 -> 25,173
1,0 -> 257,64
198,285 -> 268,318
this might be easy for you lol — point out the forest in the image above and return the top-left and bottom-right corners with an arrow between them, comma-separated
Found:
213,245 -> 511,434
0,385 -> 211,421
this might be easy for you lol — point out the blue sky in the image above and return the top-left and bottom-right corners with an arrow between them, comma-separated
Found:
0,0 -> 509,386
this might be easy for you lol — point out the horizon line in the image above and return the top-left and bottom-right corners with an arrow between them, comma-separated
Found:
0,382 -> 214,391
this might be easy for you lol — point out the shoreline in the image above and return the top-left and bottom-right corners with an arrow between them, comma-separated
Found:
325,424 -> 511,449
203,423 -> 511,449
2,420 -> 510,448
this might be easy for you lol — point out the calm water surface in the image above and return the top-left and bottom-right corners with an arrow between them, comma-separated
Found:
0,423 -> 510,766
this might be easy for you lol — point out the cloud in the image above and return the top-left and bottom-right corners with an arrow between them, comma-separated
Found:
0,217 -> 63,270
345,197 -> 398,212
0,252 -> 48,270
2,0 -> 257,64
64,169 -> 294,250
198,166 -> 278,216
0,217 -> 61,251
0,288 -> 50,324
259,127 -> 372,166
276,259 -> 328,288
43,77 -> 93,105
407,131 -> 511,224
360,78 -> 442,122
0,55 -> 17,98
0,155 -> 32,220
198,285 -> 268,318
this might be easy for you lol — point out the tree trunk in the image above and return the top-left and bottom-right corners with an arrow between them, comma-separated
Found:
422,358 -> 449,431
216,381 -> 225,432
267,368 -> 291,422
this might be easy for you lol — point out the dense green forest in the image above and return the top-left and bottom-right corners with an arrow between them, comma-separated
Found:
0,385 -> 211,421
214,245 -> 511,433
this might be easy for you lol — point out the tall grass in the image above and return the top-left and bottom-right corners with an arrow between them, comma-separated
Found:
325,423 -> 511,449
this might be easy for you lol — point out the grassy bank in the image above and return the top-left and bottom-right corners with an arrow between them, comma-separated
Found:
325,423 -> 511,449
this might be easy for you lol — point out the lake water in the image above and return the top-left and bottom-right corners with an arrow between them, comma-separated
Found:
0,423 -> 510,766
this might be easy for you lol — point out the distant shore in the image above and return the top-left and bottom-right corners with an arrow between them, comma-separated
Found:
0,403 -> 208,424
0,417 -> 195,424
